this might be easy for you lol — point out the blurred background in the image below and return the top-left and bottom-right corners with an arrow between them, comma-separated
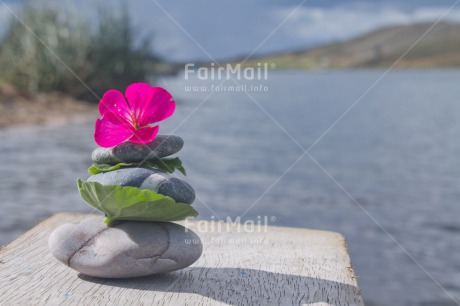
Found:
1,0 -> 460,305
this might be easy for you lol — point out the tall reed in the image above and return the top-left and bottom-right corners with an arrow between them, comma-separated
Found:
0,3 -> 157,101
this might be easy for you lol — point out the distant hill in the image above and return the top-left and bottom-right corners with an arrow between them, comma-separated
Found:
240,22 -> 460,69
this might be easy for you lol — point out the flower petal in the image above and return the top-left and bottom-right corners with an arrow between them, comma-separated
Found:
125,83 -> 175,126
124,83 -> 151,109
148,87 -> 176,124
124,83 -> 153,123
99,90 -> 132,125
94,114 -> 134,148
129,125 -> 159,144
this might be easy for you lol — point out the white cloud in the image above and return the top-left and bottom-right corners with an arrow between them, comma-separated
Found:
412,7 -> 460,21
145,3 -> 460,61
3,1 -> 460,62
272,6 -> 460,49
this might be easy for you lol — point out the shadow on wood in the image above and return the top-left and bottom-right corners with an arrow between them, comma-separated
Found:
78,267 -> 362,305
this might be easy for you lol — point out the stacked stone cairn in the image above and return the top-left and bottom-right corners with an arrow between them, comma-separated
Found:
49,135 -> 203,278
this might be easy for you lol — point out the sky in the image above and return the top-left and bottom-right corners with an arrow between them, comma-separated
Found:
1,0 -> 460,62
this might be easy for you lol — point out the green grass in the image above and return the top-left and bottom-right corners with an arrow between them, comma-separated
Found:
0,3 -> 158,101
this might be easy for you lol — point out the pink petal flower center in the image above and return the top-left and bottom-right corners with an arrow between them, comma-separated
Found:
130,113 -> 150,131
130,113 -> 140,130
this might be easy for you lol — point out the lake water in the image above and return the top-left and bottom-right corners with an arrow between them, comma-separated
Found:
1,70 -> 460,306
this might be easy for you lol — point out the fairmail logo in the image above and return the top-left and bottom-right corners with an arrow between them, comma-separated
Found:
184,63 -> 275,81
184,215 -> 276,233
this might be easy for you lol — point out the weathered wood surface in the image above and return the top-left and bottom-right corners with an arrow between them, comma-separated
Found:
0,213 -> 363,306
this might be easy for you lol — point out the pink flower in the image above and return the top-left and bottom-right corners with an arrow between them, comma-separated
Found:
94,83 -> 175,148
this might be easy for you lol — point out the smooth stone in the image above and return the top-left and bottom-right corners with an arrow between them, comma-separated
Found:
87,168 -> 196,204
92,135 -> 184,164
49,218 -> 203,278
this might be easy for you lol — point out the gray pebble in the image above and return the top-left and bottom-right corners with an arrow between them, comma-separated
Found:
92,135 -> 184,164
48,217 -> 203,278
87,168 -> 195,204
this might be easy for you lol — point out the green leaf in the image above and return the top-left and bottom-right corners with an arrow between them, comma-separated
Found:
153,157 -> 187,176
77,179 -> 198,223
87,157 -> 187,175
88,163 -> 132,175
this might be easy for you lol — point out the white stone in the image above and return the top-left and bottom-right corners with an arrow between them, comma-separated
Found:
48,218 -> 202,278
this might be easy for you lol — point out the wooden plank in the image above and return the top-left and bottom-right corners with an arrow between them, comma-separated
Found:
0,213 -> 363,306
